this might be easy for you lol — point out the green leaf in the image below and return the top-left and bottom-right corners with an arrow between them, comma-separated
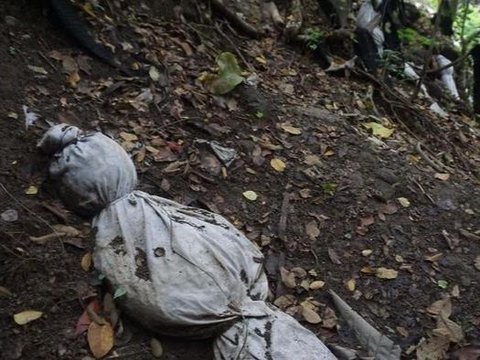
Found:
437,280 -> 448,289
362,122 -> 394,139
113,287 -> 127,299
208,52 -> 245,95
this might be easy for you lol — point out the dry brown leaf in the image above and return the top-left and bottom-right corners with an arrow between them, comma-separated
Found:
81,252 -> 93,272
301,304 -> 322,324
321,306 -> 338,329
280,123 -> 302,135
280,267 -> 297,288
309,280 -> 325,290
273,295 -> 296,309
375,267 -> 398,279
119,132 -> 138,142
87,321 -> 114,359
396,326 -> 409,338
425,253 -> 443,262
416,336 -> 450,360
305,220 -> 320,240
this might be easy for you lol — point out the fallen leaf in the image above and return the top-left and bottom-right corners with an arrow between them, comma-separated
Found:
151,338 -> 163,358
309,280 -> 325,290
304,154 -> 322,166
75,299 -> 101,335
346,278 -> 356,292
437,280 -> 449,289
25,186 -> 38,195
280,123 -> 302,135
434,173 -> 450,181
273,295 -> 296,309
425,253 -> 443,262
451,285 -> 460,298
375,267 -> 398,279
362,249 -> 373,256
87,321 -> 114,359
301,304 -> 322,324
204,52 -> 245,95
0,286 -> 13,297
119,132 -> 138,142
451,346 -> 480,360
68,71 -> 81,88
28,65 -> 48,75
305,220 -> 320,240
416,336 -> 450,360
13,310 -> 43,325
280,267 -> 297,288
243,190 -> 258,201
396,326 -> 409,337
149,66 -> 161,82
397,197 -> 411,207
321,306 -> 338,329
270,158 -> 286,172
363,122 -> 394,138
81,252 -> 92,271
474,256 -> 480,271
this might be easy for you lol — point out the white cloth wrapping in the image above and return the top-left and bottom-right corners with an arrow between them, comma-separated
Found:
435,55 -> 460,100
356,1 -> 385,56
38,124 -> 336,360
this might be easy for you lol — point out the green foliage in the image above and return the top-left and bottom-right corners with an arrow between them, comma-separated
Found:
454,1 -> 480,48
398,28 -> 432,47
304,27 -> 325,50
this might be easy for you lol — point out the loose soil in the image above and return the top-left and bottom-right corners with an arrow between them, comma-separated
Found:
0,1 -> 479,359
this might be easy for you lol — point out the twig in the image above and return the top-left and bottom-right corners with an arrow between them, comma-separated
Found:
205,0 -> 263,39
416,142 -> 448,173
37,51 -> 56,71
278,192 -> 291,243
214,22 -> 254,71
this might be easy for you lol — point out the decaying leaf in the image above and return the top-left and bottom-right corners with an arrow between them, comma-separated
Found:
375,267 -> 398,279
13,310 -> 43,325
273,294 -> 296,309
75,299 -> 101,335
119,132 -> 138,142
87,321 -> 114,359
321,306 -> 338,329
416,336 -> 450,360
243,190 -> 258,201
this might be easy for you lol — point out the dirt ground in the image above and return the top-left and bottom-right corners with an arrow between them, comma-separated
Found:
0,1 -> 479,359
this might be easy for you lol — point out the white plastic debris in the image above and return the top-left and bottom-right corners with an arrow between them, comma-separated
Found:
38,124 -> 337,360
435,55 -> 460,100
22,105 -> 39,129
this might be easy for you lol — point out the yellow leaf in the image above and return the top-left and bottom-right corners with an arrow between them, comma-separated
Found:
14,310 -> 43,325
255,55 -> 267,65
397,197 -> 411,207
309,280 -> 325,290
375,267 -> 398,279
361,249 -> 373,256
346,278 -> 356,292
434,173 -> 450,181
81,252 -> 93,272
270,158 -> 286,172
363,122 -> 394,139
81,3 -> 97,18
25,186 -> 38,195
280,123 -> 302,135
243,190 -> 258,201
87,321 -> 114,359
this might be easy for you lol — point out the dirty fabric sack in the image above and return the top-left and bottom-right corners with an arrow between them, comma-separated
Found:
38,124 -> 336,360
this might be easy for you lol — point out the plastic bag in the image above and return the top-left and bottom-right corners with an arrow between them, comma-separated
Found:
38,124 -> 336,359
